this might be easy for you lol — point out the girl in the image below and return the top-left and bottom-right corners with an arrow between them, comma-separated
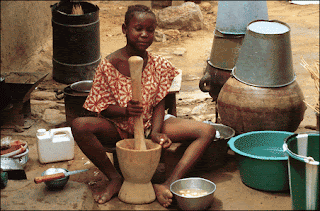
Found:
71,4 -> 216,208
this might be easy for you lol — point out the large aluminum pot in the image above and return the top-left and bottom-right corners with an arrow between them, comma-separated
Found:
233,20 -> 296,87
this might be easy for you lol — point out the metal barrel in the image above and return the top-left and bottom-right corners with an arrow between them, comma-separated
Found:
216,1 -> 268,35
233,20 -> 296,87
51,2 -> 101,84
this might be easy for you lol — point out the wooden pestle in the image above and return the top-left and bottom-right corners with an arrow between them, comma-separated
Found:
128,56 -> 147,150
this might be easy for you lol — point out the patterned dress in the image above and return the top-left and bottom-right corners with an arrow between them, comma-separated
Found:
83,52 -> 179,137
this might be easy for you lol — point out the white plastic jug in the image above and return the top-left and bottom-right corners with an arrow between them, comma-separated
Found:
36,127 -> 74,164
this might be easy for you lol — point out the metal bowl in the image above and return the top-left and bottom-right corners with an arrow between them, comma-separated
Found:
170,177 -> 216,210
11,147 -> 29,168
199,121 -> 236,168
41,168 -> 69,189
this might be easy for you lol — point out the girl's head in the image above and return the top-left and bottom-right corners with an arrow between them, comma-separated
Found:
123,5 -> 157,53
124,5 -> 156,26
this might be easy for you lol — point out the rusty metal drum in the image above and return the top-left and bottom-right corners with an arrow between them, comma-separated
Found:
51,1 -> 101,84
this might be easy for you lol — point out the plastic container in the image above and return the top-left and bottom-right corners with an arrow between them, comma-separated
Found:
36,127 -> 74,164
228,131 -> 294,191
283,133 -> 319,210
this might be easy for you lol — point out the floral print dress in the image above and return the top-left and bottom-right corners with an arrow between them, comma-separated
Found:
83,52 -> 179,137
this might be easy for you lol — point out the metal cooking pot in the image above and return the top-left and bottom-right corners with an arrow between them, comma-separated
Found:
197,121 -> 236,168
55,83 -> 95,125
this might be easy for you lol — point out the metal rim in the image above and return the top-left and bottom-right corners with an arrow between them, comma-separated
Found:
208,60 -> 233,72
70,80 -> 93,93
231,66 -> 297,88
247,19 -> 291,36
170,177 -> 216,198
0,142 -> 28,158
202,121 -> 235,140
283,133 -> 320,165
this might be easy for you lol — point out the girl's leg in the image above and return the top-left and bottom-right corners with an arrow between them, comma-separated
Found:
71,117 -> 122,204
154,117 -> 216,207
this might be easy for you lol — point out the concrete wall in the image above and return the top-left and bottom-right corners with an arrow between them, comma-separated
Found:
1,1 -> 58,73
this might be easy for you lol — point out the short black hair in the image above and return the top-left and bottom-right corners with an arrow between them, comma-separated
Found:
124,4 -> 156,26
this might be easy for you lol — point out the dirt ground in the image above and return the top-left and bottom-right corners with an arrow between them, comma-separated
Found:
1,1 -> 319,210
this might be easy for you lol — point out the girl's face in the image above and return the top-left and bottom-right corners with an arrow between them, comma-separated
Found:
123,12 -> 157,52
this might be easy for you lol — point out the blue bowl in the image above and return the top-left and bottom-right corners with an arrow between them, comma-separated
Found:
41,168 -> 69,189
228,131 -> 294,191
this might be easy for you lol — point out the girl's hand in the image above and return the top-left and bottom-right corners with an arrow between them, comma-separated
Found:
150,132 -> 172,149
126,100 -> 143,116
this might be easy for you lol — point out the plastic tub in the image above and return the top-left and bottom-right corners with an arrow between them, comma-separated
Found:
228,131 -> 294,191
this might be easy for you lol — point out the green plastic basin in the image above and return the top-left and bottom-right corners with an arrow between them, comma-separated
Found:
228,131 -> 294,191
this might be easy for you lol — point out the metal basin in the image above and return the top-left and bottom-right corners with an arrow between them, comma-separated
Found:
170,177 -> 216,210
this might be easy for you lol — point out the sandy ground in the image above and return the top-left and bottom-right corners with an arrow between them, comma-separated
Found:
1,1 -> 319,210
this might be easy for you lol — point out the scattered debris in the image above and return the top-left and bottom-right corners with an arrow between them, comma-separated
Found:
84,161 -> 91,165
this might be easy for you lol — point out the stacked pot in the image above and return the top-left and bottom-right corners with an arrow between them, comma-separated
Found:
217,20 -> 306,134
199,1 -> 269,101
200,1 -> 306,133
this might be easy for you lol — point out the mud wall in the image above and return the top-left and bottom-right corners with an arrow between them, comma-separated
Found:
1,1 -> 58,73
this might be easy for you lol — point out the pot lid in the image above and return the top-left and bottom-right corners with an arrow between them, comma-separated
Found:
70,80 -> 93,93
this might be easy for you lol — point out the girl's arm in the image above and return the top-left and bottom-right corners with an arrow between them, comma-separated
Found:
100,100 -> 143,118
100,105 -> 126,118
150,98 -> 172,148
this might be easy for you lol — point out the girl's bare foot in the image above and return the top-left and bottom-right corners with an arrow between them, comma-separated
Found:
153,184 -> 173,208
93,177 -> 123,204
